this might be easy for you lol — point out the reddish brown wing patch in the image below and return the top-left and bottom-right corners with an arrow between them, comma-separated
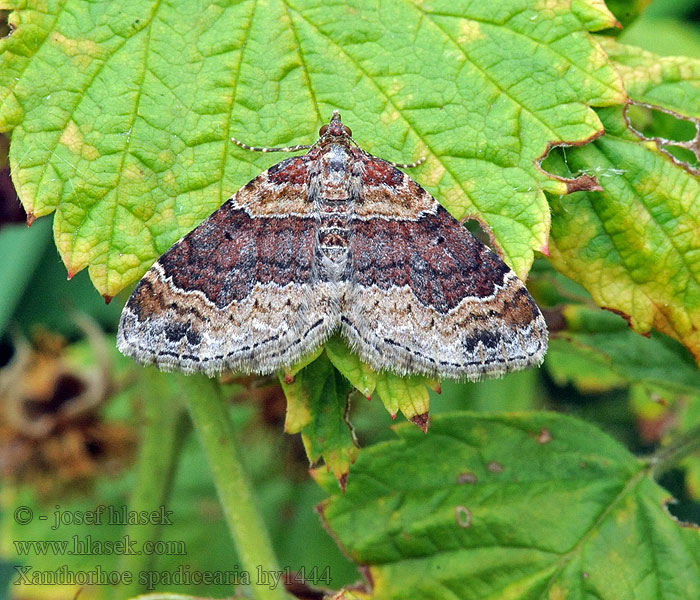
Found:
343,205 -> 547,379
351,206 -> 511,313
117,158 -> 340,376
155,205 -> 315,309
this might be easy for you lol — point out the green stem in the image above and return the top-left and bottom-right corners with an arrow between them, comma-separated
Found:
650,420 -> 700,477
119,372 -> 190,600
185,377 -> 286,600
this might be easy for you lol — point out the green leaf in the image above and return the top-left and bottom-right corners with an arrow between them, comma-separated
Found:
282,353 -> 358,482
436,368 -> 542,413
326,336 -> 378,400
545,338 -> 628,393
600,0 -> 651,30
0,1 -> 624,296
544,299 -> 700,508
325,336 -> 437,425
281,346 -> 325,380
319,412 -> 700,600
548,304 -> 700,396
618,12 -> 700,60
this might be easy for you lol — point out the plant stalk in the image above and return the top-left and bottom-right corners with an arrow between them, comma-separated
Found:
185,377 -> 287,600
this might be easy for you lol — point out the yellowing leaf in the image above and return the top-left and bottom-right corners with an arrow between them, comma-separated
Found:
600,38 -> 700,116
545,39 -> 700,364
375,373 -> 432,427
326,337 -> 436,427
548,108 -> 700,363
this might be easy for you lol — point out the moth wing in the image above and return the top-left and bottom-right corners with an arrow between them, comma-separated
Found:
117,157 -> 339,376
343,160 -> 547,380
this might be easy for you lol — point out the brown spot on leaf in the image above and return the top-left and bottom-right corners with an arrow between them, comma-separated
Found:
636,410 -> 673,444
26,212 -> 35,227
537,428 -> 552,444
457,471 -> 478,484
102,294 -> 113,305
487,461 -> 504,473
455,505 -> 471,528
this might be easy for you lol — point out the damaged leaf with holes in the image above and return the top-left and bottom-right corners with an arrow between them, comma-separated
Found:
320,412 -> 700,600
547,39 -> 700,366
600,39 -> 700,168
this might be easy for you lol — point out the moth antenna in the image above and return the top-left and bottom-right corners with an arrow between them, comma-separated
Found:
389,156 -> 426,169
231,137 -> 312,153
362,146 -> 425,169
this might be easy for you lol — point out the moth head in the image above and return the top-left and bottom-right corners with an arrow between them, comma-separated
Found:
320,111 -> 352,138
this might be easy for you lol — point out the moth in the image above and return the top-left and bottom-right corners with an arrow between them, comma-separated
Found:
117,111 -> 547,379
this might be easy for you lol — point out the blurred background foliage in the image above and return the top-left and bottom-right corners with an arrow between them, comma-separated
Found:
1,0 -> 699,598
